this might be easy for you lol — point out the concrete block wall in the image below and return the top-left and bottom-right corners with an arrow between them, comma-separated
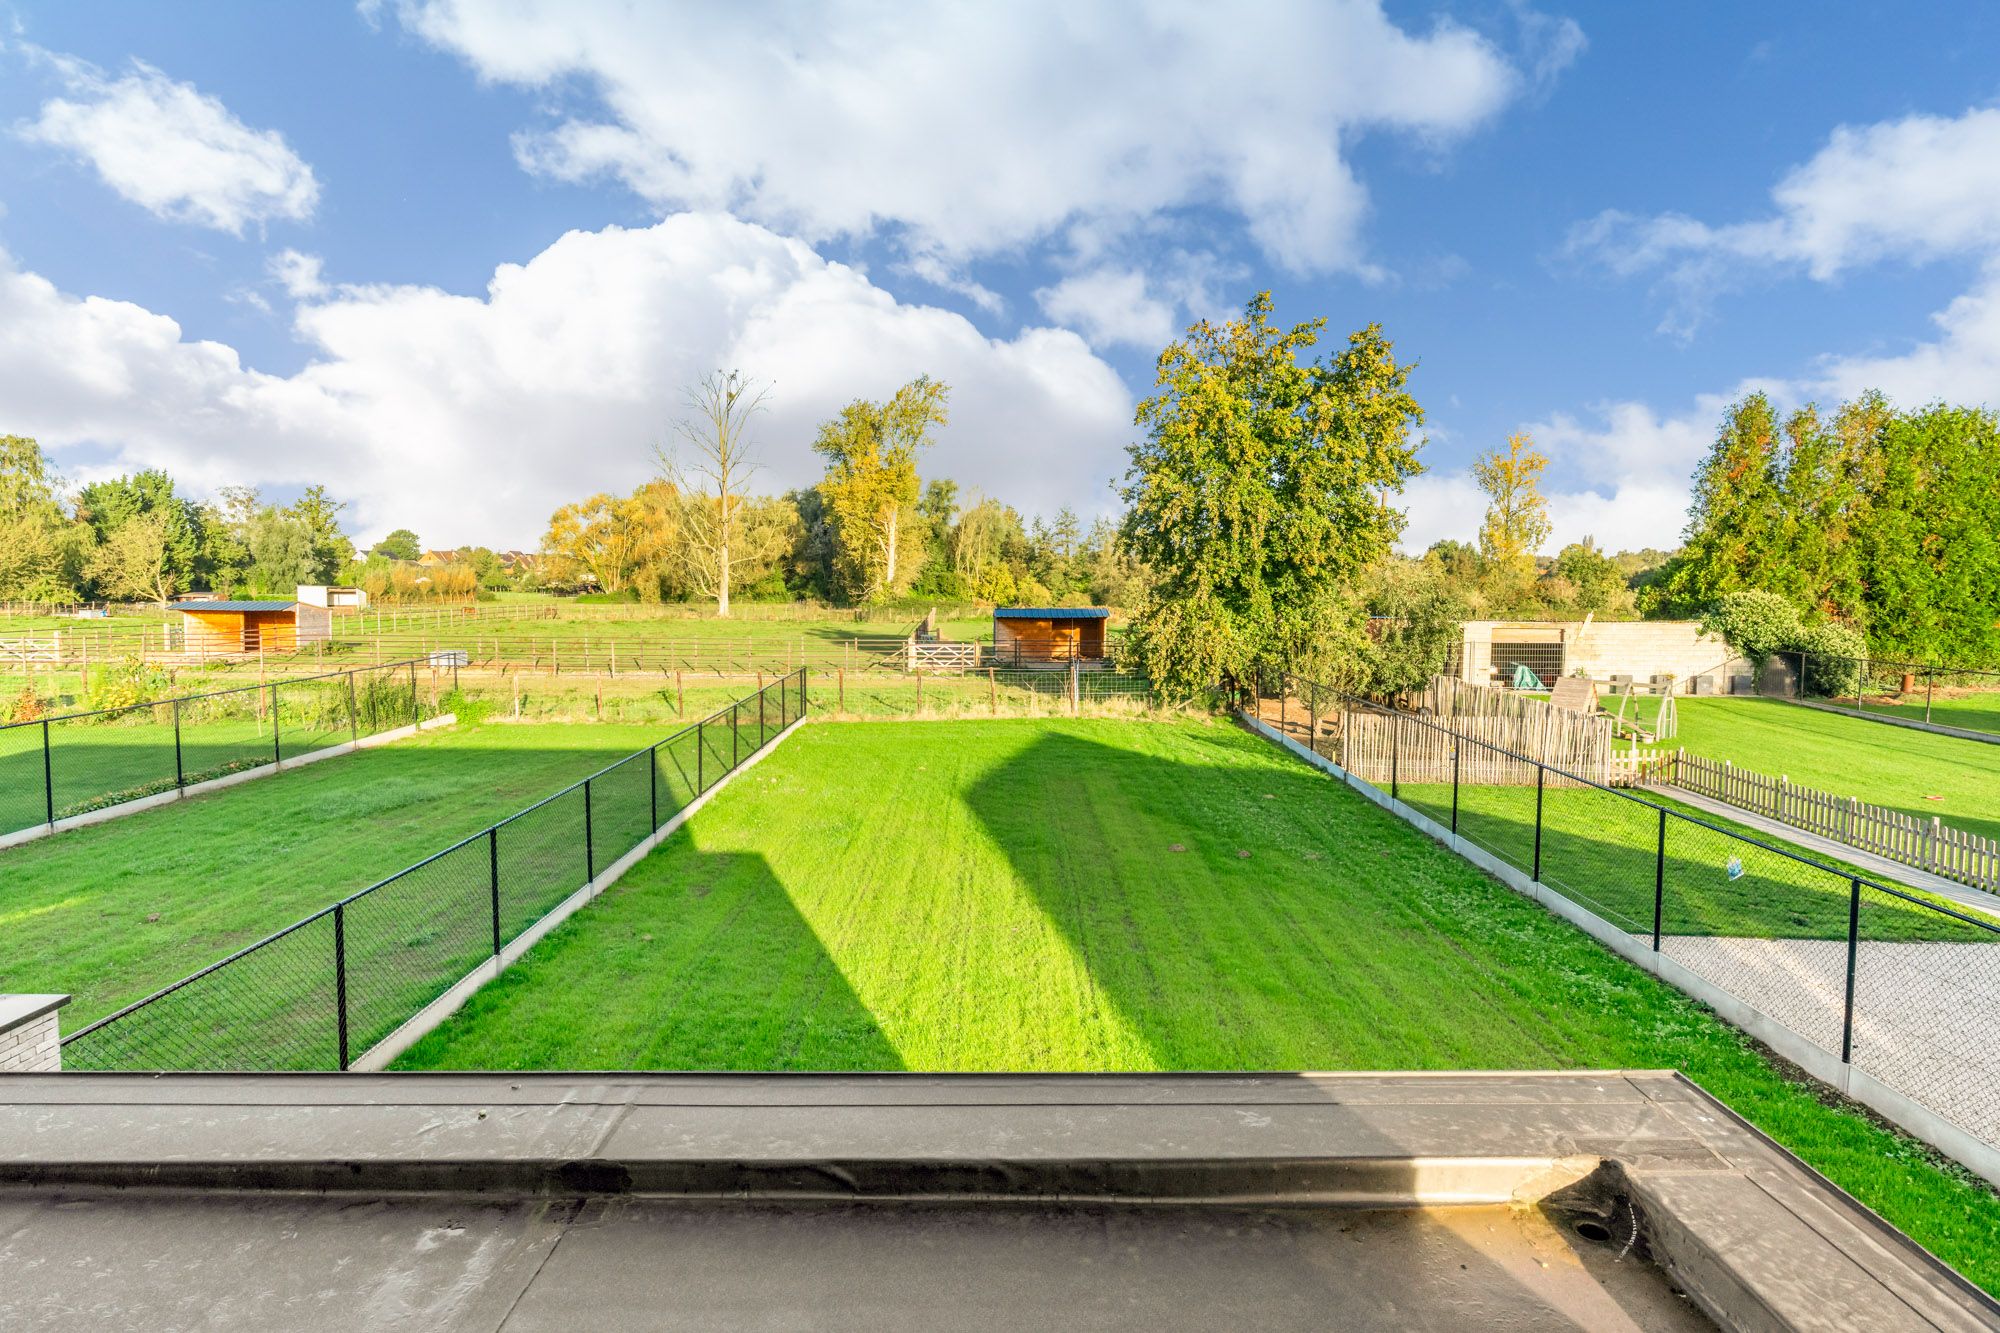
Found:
0,995 -> 70,1073
1461,620 -> 1744,691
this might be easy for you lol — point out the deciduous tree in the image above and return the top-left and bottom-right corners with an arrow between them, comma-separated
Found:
661,370 -> 771,617
1118,293 -> 1424,697
812,376 -> 950,601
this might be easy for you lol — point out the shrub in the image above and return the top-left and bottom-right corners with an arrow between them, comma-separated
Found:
1794,619 -> 1866,697
84,657 -> 172,715
1701,590 -> 1802,663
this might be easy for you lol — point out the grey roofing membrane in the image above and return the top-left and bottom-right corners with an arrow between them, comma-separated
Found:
0,1070 -> 1993,1331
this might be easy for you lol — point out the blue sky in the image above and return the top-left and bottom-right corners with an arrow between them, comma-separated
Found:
4,2 -> 2000,551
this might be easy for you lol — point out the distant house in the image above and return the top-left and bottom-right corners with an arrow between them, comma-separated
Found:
992,607 -> 1109,666
296,584 -> 369,612
497,550 -> 539,575
179,600 -> 333,654
417,550 -> 457,569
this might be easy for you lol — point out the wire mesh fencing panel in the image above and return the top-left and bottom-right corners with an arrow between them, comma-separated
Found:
61,913 -> 342,1072
0,718 -> 45,834
175,683 -> 274,787
589,750 -> 655,876
1448,734 -> 1544,880
353,662 -> 423,735
276,673 -> 357,762
1848,883 -> 2000,1145
1534,775 -> 1661,940
43,700 -> 182,822
496,786 -> 590,940
1656,812 -> 1856,1057
59,670 -> 805,1070
655,725 -> 703,813
341,838 -> 495,1055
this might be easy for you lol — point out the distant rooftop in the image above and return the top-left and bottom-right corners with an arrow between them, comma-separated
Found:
993,607 -> 1110,619
177,600 -> 297,613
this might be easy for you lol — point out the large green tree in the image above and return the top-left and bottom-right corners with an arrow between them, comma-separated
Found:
1118,293 -> 1425,696
1649,394 -> 1790,615
812,376 -> 950,602
0,436 -> 91,600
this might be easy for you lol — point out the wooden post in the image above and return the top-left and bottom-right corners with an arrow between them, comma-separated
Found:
512,672 -> 520,719
838,667 -> 845,713
915,669 -> 923,713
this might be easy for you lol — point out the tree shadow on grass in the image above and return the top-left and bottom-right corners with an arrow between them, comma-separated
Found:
957,726 -> 1555,1072
959,726 -> 1998,1074
393,846 -> 904,1072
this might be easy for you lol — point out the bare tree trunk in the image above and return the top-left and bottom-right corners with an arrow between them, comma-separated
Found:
717,513 -> 731,618
882,506 -> 899,600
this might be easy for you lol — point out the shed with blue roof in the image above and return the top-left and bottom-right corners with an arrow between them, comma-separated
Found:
992,606 -> 1108,665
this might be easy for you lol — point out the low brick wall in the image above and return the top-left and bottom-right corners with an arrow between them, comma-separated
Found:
0,995 -> 69,1073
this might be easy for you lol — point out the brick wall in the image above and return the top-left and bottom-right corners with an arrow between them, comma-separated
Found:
0,995 -> 69,1073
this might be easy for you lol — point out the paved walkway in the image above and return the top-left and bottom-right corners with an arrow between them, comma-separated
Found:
1788,696 -> 2000,747
1643,783 -> 2000,921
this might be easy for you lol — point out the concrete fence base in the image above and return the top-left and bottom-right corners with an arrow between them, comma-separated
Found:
352,714 -> 810,1071
0,714 -> 457,852
1239,710 -> 2000,1191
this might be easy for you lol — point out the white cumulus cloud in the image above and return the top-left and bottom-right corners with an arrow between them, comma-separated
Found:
0,215 -> 1134,545
390,0 -> 1536,274
17,58 -> 319,234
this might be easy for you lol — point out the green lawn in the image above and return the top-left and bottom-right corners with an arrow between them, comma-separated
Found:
1392,780 -> 1993,940
1651,697 -> 2000,842
0,717 -> 688,1028
392,717 -> 2000,1293
1845,688 -> 2000,741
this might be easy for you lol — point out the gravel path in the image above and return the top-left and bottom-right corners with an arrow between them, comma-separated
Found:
1663,934 -> 2000,1144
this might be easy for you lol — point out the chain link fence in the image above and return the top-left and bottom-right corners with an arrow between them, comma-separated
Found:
0,659 -> 451,838
1767,648 -> 2000,741
1259,670 -> 2000,1161
61,669 -> 808,1071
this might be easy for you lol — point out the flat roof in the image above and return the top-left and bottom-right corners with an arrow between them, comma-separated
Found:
178,601 -> 297,613
994,606 -> 1110,619
1,1071 -> 1989,1329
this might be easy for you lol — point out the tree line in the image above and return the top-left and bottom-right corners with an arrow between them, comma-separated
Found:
1,437 -> 352,604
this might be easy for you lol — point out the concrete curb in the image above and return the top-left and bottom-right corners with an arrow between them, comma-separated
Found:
1239,710 -> 2000,1191
0,713 -> 457,851
1785,696 -> 2000,747
351,714 -> 808,1071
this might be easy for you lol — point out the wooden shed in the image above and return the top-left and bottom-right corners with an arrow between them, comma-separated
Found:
179,600 -> 333,655
992,607 -> 1109,665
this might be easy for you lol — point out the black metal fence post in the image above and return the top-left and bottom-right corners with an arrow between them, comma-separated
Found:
732,704 -> 740,769
1841,877 -> 1861,1063
173,697 -> 185,789
41,719 -> 53,826
347,670 -> 359,743
760,684 -> 767,747
649,743 -> 659,829
409,660 -> 419,726
1449,740 -> 1460,834
488,826 -> 502,957
697,720 -> 705,792
271,683 -> 282,766
583,777 -> 595,884
1390,711 -> 1401,802
1925,668 -> 1935,725
1652,807 -> 1666,951
1532,764 -> 1546,882
799,666 -> 808,714
334,903 -> 349,1071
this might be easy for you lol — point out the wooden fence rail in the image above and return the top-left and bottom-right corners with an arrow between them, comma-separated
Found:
1667,751 -> 2000,894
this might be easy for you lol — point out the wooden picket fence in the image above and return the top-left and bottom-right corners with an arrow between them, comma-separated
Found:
1667,751 -> 2000,893
1281,677 -> 1612,787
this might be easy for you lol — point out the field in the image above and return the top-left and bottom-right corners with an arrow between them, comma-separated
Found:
1652,697 -> 2000,840
0,718 -> 677,1028
391,717 -> 2000,1291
